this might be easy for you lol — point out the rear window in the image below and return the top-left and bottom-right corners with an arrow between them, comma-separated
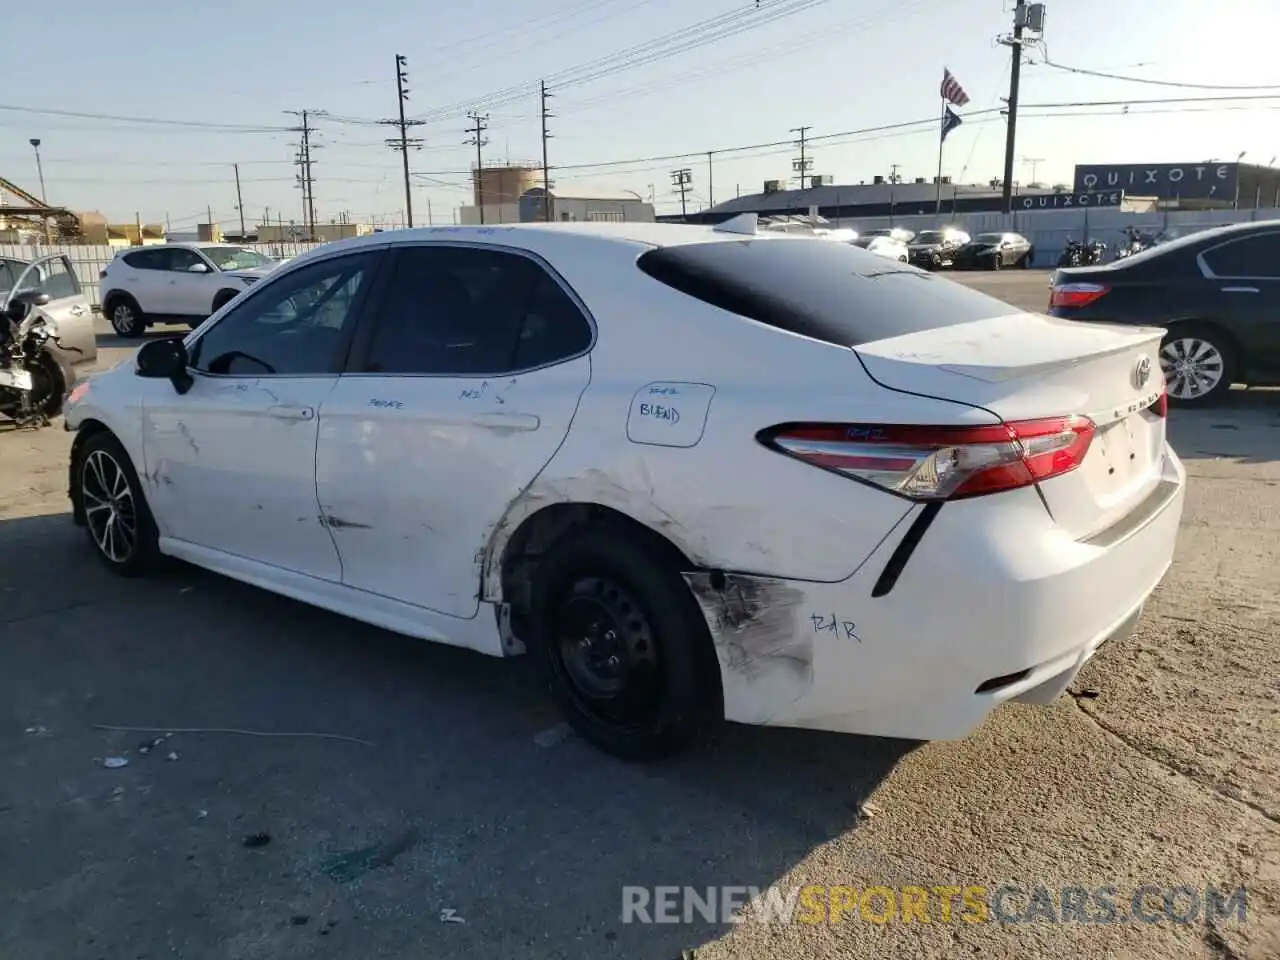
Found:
636,237 -> 1016,347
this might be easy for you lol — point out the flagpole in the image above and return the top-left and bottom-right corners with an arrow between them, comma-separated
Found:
935,97 -> 946,215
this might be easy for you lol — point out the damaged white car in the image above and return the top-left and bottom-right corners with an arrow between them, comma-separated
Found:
63,215 -> 1185,759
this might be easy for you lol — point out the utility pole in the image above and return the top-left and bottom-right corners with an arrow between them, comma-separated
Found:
385,54 -> 425,227
707,151 -> 715,208
466,111 -> 490,225
206,205 -> 213,240
29,138 -> 49,242
234,163 -> 246,237
1021,156 -> 1044,184
540,81 -> 555,222
671,168 -> 693,221
1000,0 -> 1027,214
286,109 -> 324,240
790,126 -> 813,189
889,162 -> 902,184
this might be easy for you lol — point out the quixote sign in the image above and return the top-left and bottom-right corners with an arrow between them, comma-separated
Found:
1072,163 -> 1238,200
1016,190 -> 1123,210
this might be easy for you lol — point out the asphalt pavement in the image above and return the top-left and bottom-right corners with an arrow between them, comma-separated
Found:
1,270 -> 1277,959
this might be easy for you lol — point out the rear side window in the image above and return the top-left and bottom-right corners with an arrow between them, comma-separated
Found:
122,249 -> 165,270
1200,233 -> 1280,278
636,238 -> 1015,347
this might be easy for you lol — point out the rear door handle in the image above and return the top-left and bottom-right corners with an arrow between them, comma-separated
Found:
69,305 -> 87,316
474,411 -> 540,431
267,404 -> 315,421
1221,286 -> 1259,293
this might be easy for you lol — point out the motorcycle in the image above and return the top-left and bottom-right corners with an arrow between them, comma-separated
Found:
0,293 -> 80,428
1114,227 -> 1154,260
1057,238 -> 1109,267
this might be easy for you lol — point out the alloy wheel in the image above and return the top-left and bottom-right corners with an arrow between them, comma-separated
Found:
82,449 -> 138,563
1160,337 -> 1225,401
111,304 -> 135,335
551,575 -> 662,725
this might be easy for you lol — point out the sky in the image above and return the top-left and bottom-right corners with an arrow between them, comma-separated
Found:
2,0 -> 1279,231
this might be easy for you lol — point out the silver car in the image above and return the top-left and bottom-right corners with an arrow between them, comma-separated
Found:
1,254 -> 99,395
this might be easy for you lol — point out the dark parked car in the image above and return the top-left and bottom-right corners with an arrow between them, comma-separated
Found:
907,227 -> 971,270
952,232 -> 1033,270
1048,219 -> 1280,405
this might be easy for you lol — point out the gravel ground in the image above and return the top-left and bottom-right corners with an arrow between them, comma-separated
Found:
1,271 -> 1276,959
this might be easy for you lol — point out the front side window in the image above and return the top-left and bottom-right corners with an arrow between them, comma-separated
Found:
1201,234 -> 1280,278
38,257 -> 81,299
190,252 -> 376,376
200,247 -> 275,271
360,246 -> 591,375
166,248 -> 206,272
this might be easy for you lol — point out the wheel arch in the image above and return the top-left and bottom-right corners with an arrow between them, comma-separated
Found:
213,288 -> 241,310
490,500 -> 698,617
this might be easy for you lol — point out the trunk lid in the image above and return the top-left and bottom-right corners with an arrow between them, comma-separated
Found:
855,313 -> 1168,539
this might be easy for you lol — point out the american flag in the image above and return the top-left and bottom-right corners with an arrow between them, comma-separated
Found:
940,68 -> 970,107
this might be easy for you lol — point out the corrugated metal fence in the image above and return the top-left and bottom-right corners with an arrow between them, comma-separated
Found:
0,242 -> 327,308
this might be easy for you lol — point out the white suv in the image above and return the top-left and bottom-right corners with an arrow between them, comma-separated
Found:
99,243 -> 280,338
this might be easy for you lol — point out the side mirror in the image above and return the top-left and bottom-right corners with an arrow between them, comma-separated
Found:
136,337 -> 194,395
189,263 -> 210,273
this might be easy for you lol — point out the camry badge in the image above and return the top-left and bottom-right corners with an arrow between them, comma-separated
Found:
1133,356 -> 1152,389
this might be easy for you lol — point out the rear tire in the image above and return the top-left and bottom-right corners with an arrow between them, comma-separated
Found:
1160,324 -> 1238,406
73,431 -> 161,576
105,295 -> 146,338
528,523 -> 719,760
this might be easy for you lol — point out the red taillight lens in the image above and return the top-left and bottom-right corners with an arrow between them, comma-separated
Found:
1151,389 -> 1168,418
761,417 -> 1096,501
1049,282 -> 1110,309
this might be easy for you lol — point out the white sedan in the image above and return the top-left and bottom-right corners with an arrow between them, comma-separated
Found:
63,215 -> 1185,759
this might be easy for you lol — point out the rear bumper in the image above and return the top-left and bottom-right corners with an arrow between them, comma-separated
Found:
687,445 -> 1186,740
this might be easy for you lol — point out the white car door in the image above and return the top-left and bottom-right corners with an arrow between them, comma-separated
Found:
164,247 -> 223,318
142,248 -> 386,580
315,242 -> 593,619
6,255 -> 97,362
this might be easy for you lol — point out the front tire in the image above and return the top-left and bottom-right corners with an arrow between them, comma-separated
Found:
74,432 -> 161,576
528,524 -> 719,760
1160,324 -> 1238,406
105,296 -> 146,338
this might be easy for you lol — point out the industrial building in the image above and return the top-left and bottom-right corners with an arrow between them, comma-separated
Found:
458,163 -> 656,225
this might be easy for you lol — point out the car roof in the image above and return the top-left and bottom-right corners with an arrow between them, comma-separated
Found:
116,241 -> 242,255
288,220 -> 817,264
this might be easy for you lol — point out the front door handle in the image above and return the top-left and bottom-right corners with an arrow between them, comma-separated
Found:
474,411 -> 540,431
1221,286 -> 1259,293
69,305 -> 87,316
267,404 -> 315,421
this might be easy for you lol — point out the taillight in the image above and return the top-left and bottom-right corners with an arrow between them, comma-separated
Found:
1151,389 -> 1168,418
1049,282 -> 1110,309
759,417 -> 1096,501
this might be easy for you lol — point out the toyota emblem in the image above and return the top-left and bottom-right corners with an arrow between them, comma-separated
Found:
1133,356 -> 1152,389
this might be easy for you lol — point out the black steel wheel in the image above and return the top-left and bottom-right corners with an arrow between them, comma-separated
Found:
529,524 -> 720,760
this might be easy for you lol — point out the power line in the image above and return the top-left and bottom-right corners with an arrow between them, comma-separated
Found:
407,0 -> 835,122
1036,57 -> 1280,91
0,102 -> 291,132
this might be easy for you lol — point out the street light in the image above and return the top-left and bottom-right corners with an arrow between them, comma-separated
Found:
29,138 -> 49,242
